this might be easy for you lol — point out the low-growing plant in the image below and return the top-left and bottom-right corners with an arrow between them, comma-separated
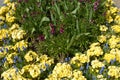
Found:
15,0 -> 106,61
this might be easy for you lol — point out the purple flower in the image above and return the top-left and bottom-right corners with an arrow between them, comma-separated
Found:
93,0 -> 100,11
51,27 -> 55,34
60,27 -> 64,33
38,35 -> 45,41
18,0 -> 22,3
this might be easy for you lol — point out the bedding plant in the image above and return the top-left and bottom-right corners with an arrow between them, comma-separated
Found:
0,0 -> 120,80
15,0 -> 106,61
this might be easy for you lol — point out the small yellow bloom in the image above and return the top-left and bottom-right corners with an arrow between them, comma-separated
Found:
0,6 -> 9,15
98,35 -> 106,43
114,15 -> 120,25
6,16 -> 15,23
13,40 -> 28,51
91,59 -> 104,69
111,25 -> 120,33
100,25 -> 108,32
104,53 -> 115,63
9,23 -> 19,31
11,29 -> 26,40
24,50 -> 38,62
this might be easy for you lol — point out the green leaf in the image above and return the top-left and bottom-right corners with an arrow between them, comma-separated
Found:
39,17 -> 50,27
71,2 -> 80,14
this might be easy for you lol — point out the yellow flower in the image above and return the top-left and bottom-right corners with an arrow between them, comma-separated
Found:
21,65 -> 31,74
110,7 -> 119,14
6,16 -> 15,23
52,63 -> 72,78
0,29 -> 9,41
0,6 -> 9,15
91,59 -> 104,69
104,53 -> 115,63
0,16 -> 5,21
9,23 -> 19,31
11,29 -> 26,40
111,25 -> 120,33
29,65 -> 41,78
6,52 -> 17,64
114,15 -> 120,25
98,35 -> 106,43
72,70 -> 86,80
87,46 -> 103,57
24,50 -> 38,62
4,0 -> 10,4
108,35 -> 120,48
108,66 -> 120,78
100,25 -> 108,32
106,15 -> 113,23
13,40 -> 28,51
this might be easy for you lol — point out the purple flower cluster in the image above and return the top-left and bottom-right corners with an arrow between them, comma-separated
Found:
93,0 -> 100,11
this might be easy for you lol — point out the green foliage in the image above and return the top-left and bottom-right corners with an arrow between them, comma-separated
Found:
15,0 -> 106,60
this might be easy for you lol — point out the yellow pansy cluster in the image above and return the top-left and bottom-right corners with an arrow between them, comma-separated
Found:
91,59 -> 105,69
46,63 -> 87,80
70,53 -> 89,67
87,42 -> 103,57
98,35 -> 106,43
108,35 -> 120,48
108,66 -> 120,78
111,25 -> 120,33
104,53 -> 115,63
13,40 -> 28,51
105,0 -> 119,23
114,15 -> 120,24
72,70 -> 87,80
0,29 -> 9,40
1,67 -> 31,80
46,63 -> 72,79
97,75 -> 106,80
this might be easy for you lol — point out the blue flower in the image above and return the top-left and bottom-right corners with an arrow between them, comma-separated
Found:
110,58 -> 116,64
2,57 -> 7,63
65,57 -> 70,62
99,66 -> 105,74
86,62 -> 89,69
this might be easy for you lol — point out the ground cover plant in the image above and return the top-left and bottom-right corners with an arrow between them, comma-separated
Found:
0,0 -> 120,80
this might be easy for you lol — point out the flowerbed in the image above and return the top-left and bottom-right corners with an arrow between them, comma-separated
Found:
0,0 -> 120,80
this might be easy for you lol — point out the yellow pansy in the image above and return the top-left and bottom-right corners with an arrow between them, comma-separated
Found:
104,53 -> 115,63
52,63 -> 72,78
114,15 -> 120,24
29,65 -> 41,78
0,6 -> 9,15
0,16 -> 5,21
9,23 -> 19,31
110,6 -> 119,14
24,50 -> 38,62
91,59 -> 104,69
6,52 -> 17,64
0,29 -> 9,40
72,70 -> 86,80
108,66 -> 120,78
11,29 -> 26,40
6,16 -> 15,23
100,25 -> 108,32
98,35 -> 106,43
13,40 -> 28,51
111,25 -> 120,33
